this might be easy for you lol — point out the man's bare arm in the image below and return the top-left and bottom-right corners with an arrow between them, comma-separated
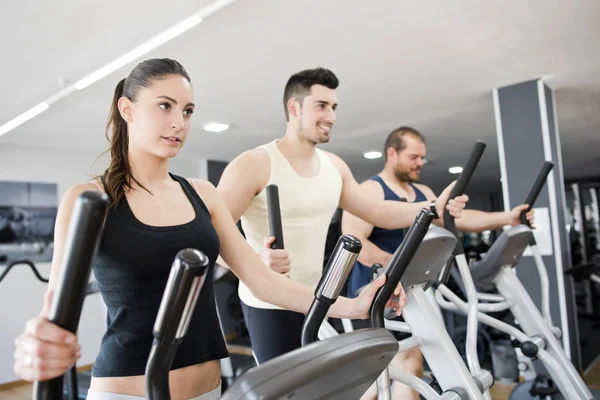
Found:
328,153 -> 468,229
215,148 -> 270,267
216,148 -> 270,223
341,181 -> 393,267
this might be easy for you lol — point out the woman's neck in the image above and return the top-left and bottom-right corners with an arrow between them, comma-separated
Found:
127,149 -> 171,190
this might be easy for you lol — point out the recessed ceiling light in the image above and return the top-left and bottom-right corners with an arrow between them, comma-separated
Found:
204,122 -> 230,133
363,151 -> 383,160
449,166 -> 463,174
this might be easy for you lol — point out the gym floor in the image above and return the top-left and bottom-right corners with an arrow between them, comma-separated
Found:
1,358 -> 599,400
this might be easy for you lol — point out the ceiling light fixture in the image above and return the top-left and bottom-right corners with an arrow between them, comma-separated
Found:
363,151 -> 383,160
449,166 -> 463,174
0,0 -> 238,137
203,122 -> 230,133
74,15 -> 204,90
0,103 -> 50,137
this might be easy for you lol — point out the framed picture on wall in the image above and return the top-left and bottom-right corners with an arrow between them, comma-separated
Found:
0,181 -> 58,265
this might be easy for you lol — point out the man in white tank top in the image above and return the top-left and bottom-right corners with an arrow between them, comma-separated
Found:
216,68 -> 468,364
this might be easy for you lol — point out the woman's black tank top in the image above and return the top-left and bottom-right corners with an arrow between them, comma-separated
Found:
91,173 -> 228,377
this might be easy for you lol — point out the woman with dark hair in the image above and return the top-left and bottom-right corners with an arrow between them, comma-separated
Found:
13,58 -> 402,400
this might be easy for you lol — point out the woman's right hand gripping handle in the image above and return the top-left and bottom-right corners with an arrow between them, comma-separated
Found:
13,290 -> 81,381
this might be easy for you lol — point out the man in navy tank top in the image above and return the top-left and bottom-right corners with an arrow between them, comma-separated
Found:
343,126 -> 535,400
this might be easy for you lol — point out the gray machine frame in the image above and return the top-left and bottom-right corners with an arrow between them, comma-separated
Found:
435,224 -> 595,399
323,226 -> 492,400
221,329 -> 398,400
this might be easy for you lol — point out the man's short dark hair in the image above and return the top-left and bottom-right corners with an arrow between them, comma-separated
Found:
384,126 -> 426,161
283,67 -> 339,121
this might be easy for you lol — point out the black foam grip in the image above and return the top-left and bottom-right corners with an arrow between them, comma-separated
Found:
146,343 -> 178,400
266,184 -> 284,249
34,191 -> 109,400
443,141 -> 486,256
301,299 -> 330,346
66,366 -> 77,400
371,263 -> 384,275
520,162 -> 554,226
152,250 -> 209,344
370,209 -> 434,328
146,250 -> 209,400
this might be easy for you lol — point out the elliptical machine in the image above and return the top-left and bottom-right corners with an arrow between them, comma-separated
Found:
434,162 -> 600,399
32,191 -> 401,400
320,142 -> 497,400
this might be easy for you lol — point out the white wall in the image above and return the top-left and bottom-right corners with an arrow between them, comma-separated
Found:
170,155 -> 208,181
0,143 -> 207,385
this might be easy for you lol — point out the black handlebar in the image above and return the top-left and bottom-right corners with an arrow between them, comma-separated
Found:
301,235 -> 361,346
443,141 -> 486,253
266,184 -> 284,250
34,191 -> 109,400
371,263 -> 384,276
370,209 -> 434,328
437,141 -> 486,285
443,141 -> 486,238
146,249 -> 210,400
520,162 -> 554,226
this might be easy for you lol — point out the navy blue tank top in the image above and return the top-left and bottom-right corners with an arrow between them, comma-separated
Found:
92,174 -> 228,377
347,176 -> 427,297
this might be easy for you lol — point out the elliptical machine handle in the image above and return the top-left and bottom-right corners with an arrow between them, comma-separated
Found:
369,209 -> 434,328
437,141 -> 486,286
301,235 -> 362,346
266,184 -> 284,250
442,141 -> 487,244
519,162 -> 554,226
371,263 -> 384,276
34,192 -> 108,400
145,249 -> 210,400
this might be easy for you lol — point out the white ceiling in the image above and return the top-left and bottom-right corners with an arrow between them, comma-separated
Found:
1,0 -> 599,193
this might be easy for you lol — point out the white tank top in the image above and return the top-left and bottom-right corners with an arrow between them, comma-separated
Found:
238,140 -> 343,309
